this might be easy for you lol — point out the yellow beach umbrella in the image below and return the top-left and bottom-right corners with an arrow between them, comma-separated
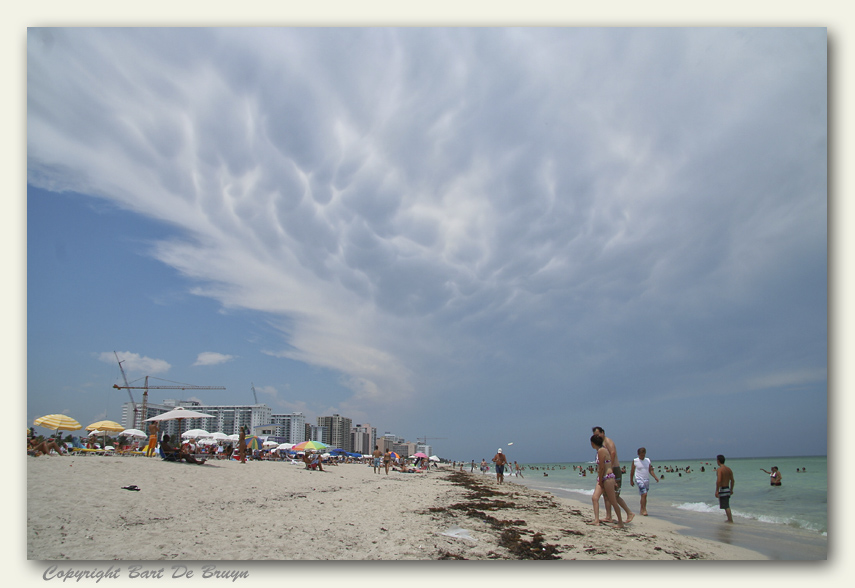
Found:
34,414 -> 82,433
85,420 -> 124,432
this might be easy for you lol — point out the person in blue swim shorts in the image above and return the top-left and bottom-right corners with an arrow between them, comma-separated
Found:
630,447 -> 660,516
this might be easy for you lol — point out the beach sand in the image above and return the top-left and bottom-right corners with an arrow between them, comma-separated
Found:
27,454 -> 764,561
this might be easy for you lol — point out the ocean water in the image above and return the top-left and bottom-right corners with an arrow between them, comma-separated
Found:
504,455 -> 827,560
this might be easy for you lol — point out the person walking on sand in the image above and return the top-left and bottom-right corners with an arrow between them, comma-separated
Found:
630,447 -> 660,516
145,421 -> 159,457
383,449 -> 392,475
514,461 -> 524,478
760,466 -> 782,486
716,454 -> 735,523
492,448 -> 509,484
372,445 -> 383,474
591,426 -> 634,524
587,435 -> 624,528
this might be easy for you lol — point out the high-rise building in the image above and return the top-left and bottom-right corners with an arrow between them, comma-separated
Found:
351,423 -> 376,455
317,414 -> 353,451
270,413 -> 307,444
123,400 -> 271,438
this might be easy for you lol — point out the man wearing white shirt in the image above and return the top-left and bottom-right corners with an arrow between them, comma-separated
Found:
630,447 -> 660,516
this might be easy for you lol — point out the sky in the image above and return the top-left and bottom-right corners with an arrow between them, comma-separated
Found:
26,27 -> 827,463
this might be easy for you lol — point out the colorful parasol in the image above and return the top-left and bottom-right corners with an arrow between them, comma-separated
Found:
293,440 -> 328,452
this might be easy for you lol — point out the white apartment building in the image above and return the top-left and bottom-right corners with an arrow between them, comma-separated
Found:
270,412 -> 307,444
122,400 -> 271,438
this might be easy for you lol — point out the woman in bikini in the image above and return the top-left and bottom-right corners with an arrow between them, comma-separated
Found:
761,466 -> 782,486
588,434 -> 624,528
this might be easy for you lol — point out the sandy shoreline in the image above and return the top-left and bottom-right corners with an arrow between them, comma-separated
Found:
27,454 -> 764,561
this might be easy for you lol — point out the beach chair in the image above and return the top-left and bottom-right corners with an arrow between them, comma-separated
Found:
159,445 -> 181,462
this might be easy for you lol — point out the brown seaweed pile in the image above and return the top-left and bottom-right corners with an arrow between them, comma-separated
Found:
431,470 -> 563,559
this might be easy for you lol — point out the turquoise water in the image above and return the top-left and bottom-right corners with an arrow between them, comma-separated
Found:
502,456 -> 826,559
515,456 -> 826,534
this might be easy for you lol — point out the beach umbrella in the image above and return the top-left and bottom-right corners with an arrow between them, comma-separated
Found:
34,414 -> 82,438
181,429 -> 212,439
84,420 -> 123,448
244,435 -> 260,451
145,406 -> 215,437
226,434 -> 240,442
390,452 -> 400,460
121,429 -> 147,438
293,440 -> 328,452
413,452 -> 428,459
210,432 -> 228,441
277,443 -> 295,450
429,455 -> 440,462
145,407 -> 216,422
262,440 -> 279,448
85,420 -> 124,432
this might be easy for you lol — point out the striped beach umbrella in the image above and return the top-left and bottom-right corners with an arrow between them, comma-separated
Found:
244,435 -> 260,451
34,414 -> 82,436
86,420 -> 124,432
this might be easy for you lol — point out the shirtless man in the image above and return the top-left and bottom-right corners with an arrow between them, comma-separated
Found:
591,426 -> 634,523
492,448 -> 509,484
715,454 -> 735,523
372,445 -> 383,474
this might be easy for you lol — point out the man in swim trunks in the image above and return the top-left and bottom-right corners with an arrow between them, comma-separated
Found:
715,454 -> 734,523
760,466 -> 782,486
630,447 -> 660,515
372,445 -> 383,474
492,448 -> 508,484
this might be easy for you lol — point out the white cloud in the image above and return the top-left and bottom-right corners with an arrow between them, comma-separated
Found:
193,352 -> 236,366
98,351 -> 171,375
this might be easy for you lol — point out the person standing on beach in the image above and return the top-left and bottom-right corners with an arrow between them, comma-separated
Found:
514,461 -> 524,478
591,426 -> 634,523
630,448 -> 660,516
383,449 -> 392,475
715,454 -> 734,523
145,422 -> 159,457
238,426 -> 246,464
760,466 -> 782,486
492,448 -> 509,484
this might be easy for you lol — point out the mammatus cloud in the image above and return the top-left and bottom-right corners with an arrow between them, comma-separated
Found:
33,29 -> 826,424
193,352 -> 235,366
98,351 -> 171,375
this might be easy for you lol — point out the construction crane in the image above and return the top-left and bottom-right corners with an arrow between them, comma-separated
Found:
114,351 -> 138,429
417,436 -> 447,450
112,364 -> 226,429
